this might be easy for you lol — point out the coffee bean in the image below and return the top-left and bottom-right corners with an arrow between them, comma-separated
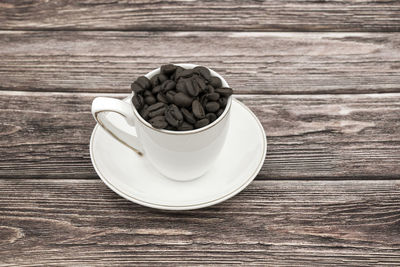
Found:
165,125 -> 176,130
181,108 -> 196,124
216,108 -> 224,117
205,101 -> 220,113
179,69 -> 194,79
177,121 -> 194,131
192,100 -> 205,119
140,106 -> 150,120
149,116 -> 168,129
215,87 -> 233,96
174,92 -> 193,107
144,95 -> 157,105
143,90 -> 153,97
165,90 -> 177,103
161,80 -> 176,92
152,85 -> 162,94
194,66 -> 211,81
210,76 -> 222,88
132,94 -> 144,110
172,66 -> 184,81
195,118 -> 210,129
157,92 -> 169,104
206,113 -> 217,123
207,92 -> 220,101
176,79 -> 187,94
185,78 -> 200,97
193,76 -> 207,91
148,102 -> 165,112
165,104 -> 183,127
207,85 -> 215,93
136,76 -> 152,90
219,97 -> 228,108
200,94 -> 208,108
161,64 -> 177,76
131,82 -> 145,94
151,74 -> 168,88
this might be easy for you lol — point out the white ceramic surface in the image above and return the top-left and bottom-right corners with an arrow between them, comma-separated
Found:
90,98 -> 267,210
92,64 -> 232,181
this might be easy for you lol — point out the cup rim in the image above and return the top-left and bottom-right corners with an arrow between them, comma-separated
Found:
131,63 -> 232,135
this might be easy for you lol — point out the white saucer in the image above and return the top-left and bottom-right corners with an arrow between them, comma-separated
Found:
90,98 -> 267,210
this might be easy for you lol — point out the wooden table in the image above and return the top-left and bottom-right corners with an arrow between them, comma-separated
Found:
1,1 -> 400,265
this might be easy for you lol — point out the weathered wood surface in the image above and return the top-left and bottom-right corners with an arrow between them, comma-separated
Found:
1,0 -> 400,32
0,179 -> 399,266
1,31 -> 400,94
1,91 -> 400,179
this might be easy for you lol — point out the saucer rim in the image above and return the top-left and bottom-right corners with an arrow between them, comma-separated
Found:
89,98 -> 267,210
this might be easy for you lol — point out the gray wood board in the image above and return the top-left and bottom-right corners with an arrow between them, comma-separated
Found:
0,179 -> 399,266
1,31 -> 400,94
1,0 -> 400,32
1,91 -> 399,179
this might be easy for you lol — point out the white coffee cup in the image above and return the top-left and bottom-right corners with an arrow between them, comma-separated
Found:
91,64 -> 232,181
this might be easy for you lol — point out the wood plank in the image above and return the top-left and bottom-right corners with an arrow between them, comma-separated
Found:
0,0 -> 400,32
0,179 -> 399,265
1,91 -> 400,179
1,31 -> 400,94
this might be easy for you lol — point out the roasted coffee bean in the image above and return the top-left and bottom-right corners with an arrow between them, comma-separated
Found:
149,115 -> 168,129
193,76 -> 207,91
165,90 -> 177,103
206,113 -> 217,123
136,76 -> 152,90
165,104 -> 184,127
131,82 -> 145,94
185,78 -> 200,97
200,94 -> 208,107
181,108 -> 196,124
210,76 -> 222,88
161,64 -> 177,76
161,80 -> 176,92
215,87 -> 233,96
174,92 -> 193,107
132,94 -> 144,110
148,102 -> 166,115
176,79 -> 187,94
143,90 -> 153,97
219,97 -> 228,108
192,100 -> 205,119
207,92 -> 220,101
152,85 -> 162,94
157,92 -> 169,104
165,125 -> 176,130
177,122 -> 194,131
207,85 -> 215,93
151,74 -> 168,87
179,69 -> 195,79
216,108 -> 224,117
205,101 -> 220,113
194,66 -> 211,81
195,118 -> 210,129
144,95 -> 157,105
140,106 -> 150,120
172,66 -> 184,81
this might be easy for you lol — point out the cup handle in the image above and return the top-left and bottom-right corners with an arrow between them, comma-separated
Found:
91,97 -> 143,156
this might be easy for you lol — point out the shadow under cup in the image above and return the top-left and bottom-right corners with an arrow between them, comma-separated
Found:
132,64 -> 232,181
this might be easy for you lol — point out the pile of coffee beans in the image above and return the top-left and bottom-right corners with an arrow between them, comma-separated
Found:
131,64 -> 233,131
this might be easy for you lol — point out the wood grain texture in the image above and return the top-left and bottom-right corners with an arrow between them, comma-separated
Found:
1,91 -> 400,179
1,31 -> 400,94
0,0 -> 400,32
0,179 -> 399,266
